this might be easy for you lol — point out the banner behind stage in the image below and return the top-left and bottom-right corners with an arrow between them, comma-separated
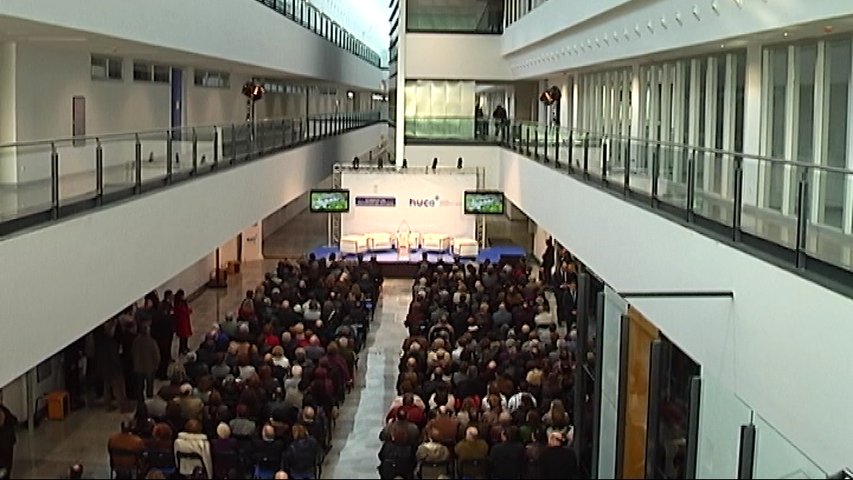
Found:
341,172 -> 478,240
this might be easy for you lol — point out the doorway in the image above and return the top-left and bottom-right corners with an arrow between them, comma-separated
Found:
171,68 -> 183,139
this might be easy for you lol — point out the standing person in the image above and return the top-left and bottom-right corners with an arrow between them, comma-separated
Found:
174,290 -> 193,355
152,290 -> 175,380
132,325 -> 161,400
96,321 -> 127,411
474,104 -> 485,139
0,396 -> 18,480
552,263 -> 577,326
492,104 -> 508,141
541,237 -> 555,284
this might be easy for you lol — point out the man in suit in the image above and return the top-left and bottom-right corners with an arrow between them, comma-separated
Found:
553,262 -> 578,326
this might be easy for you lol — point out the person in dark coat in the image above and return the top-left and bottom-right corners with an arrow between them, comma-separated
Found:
0,400 -> 18,480
540,237 -> 555,284
96,321 -> 127,411
152,290 -> 175,380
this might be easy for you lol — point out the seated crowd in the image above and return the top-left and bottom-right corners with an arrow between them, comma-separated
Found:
377,258 -> 583,479
107,253 -> 383,479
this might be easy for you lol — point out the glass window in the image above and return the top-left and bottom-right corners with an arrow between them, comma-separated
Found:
92,55 -> 122,80
107,57 -> 122,80
821,38 -> 850,228
133,62 -> 152,81
91,56 -> 107,79
194,70 -> 230,89
649,336 -> 701,479
153,65 -> 171,83
766,46 -> 788,211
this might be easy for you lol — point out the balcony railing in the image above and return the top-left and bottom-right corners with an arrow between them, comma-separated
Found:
255,0 -> 383,67
406,116 -> 853,295
407,0 -> 504,34
0,111 -> 382,238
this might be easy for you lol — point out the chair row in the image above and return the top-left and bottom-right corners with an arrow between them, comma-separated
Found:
340,233 -> 479,257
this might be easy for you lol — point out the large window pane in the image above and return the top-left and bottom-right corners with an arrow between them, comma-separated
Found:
767,47 -> 788,211
821,39 -> 850,229
791,44 -> 817,211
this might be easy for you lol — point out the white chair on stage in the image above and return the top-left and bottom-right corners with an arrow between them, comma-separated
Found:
340,234 -> 368,256
422,233 -> 451,252
366,232 -> 394,251
403,231 -> 421,250
453,237 -> 480,258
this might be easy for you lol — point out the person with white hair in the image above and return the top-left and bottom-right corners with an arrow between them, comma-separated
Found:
454,426 -> 489,473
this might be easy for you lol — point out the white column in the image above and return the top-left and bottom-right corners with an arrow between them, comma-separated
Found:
811,41 -> 826,223
742,43 -> 764,206
721,53 -> 737,198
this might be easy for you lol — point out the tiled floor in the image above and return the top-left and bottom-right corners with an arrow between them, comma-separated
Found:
10,260 -> 408,480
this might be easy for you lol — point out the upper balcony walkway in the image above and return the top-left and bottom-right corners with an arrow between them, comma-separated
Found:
405,117 -> 853,298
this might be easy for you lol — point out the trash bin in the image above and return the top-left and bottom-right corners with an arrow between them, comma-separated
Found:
46,391 -> 70,420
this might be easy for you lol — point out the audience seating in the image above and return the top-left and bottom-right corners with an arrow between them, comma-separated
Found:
102,254 -> 383,480
378,255 -> 582,480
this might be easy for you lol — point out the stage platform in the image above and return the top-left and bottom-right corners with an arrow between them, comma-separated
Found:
308,245 -> 527,277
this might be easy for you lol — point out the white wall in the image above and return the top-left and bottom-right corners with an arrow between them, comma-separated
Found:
263,176 -> 331,239
0,123 -> 385,389
405,33 -> 513,80
498,147 -> 853,473
0,0 -> 385,91
155,252 -> 216,300
504,0 -> 853,80
502,0 -> 630,56
404,144 -> 501,189
341,171 -> 477,239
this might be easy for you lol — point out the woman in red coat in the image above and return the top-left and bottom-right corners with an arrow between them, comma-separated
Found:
173,289 -> 193,354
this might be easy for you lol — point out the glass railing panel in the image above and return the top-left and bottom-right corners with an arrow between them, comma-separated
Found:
752,413 -> 827,479
99,135 -> 137,194
656,144 -> 690,210
693,150 -> 735,227
739,157 -> 797,249
627,138 -> 654,195
138,132 -> 168,184
606,137 -> 627,187
805,168 -> 853,271
0,143 -> 53,219
696,375 -> 753,479
55,139 -> 97,204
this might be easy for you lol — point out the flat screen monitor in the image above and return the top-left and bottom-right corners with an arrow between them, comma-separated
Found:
464,190 -> 505,215
310,189 -> 350,213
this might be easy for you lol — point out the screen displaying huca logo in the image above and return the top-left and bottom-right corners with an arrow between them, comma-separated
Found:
409,195 -> 441,207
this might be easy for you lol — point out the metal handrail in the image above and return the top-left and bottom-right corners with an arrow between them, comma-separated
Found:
0,113 -> 377,151
407,116 -> 853,175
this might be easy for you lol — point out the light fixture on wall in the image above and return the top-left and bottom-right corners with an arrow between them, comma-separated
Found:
347,90 -> 355,99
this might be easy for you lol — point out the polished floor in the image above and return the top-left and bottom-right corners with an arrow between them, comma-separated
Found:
11,259 -> 409,479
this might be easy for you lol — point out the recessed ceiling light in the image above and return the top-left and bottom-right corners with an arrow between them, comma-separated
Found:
783,31 -> 789,37
720,43 -> 726,48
